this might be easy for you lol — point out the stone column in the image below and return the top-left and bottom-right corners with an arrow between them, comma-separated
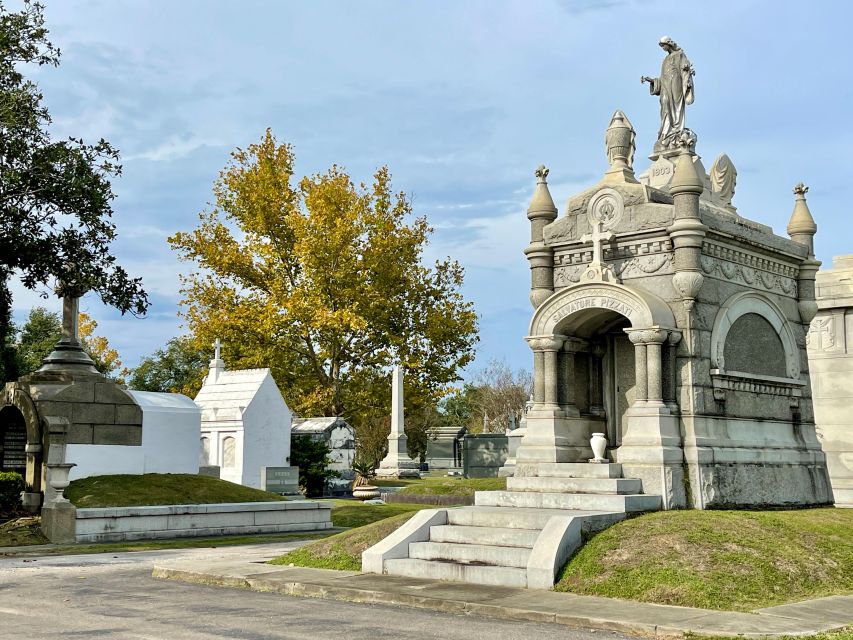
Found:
532,348 -> 546,406
627,330 -> 648,406
645,329 -> 669,408
589,341 -> 605,416
560,338 -> 583,417
542,336 -> 566,410
665,331 -> 682,413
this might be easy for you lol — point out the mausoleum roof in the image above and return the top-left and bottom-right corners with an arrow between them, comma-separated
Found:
194,368 -> 276,422
128,390 -> 200,413
292,416 -> 351,434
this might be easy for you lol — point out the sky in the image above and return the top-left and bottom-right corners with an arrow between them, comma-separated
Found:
9,0 -> 853,379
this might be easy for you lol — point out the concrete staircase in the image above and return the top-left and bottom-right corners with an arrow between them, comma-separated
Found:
363,463 -> 661,589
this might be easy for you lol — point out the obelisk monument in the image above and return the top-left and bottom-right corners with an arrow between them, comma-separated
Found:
375,366 -> 420,478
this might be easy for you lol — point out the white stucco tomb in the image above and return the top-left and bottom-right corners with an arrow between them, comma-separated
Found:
66,391 -> 201,481
194,341 -> 292,489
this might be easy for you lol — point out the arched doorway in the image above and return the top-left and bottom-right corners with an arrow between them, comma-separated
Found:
519,281 -> 679,465
0,406 -> 28,477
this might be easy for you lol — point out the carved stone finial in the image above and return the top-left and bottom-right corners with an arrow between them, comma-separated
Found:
603,110 -> 639,184
787,181 -> 817,251
710,153 -> 737,208
535,165 -> 549,181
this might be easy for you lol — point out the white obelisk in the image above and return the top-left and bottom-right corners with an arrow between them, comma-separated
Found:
376,366 -> 420,478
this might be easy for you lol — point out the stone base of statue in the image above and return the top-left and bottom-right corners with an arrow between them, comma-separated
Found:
375,433 -> 420,478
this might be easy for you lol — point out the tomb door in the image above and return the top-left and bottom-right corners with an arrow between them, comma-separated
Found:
602,333 -> 636,447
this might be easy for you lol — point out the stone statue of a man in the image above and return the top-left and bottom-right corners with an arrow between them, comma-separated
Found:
642,36 -> 695,149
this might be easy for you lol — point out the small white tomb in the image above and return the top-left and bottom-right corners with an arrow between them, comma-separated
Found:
194,342 -> 292,489
67,391 -> 201,481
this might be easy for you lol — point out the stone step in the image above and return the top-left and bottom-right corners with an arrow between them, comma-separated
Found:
474,491 -> 661,513
506,476 -> 642,495
429,524 -> 539,548
383,558 -> 528,588
535,462 -> 623,479
445,506 -> 622,530
409,541 -> 531,568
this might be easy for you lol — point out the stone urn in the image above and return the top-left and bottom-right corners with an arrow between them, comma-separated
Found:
352,485 -> 380,501
589,433 -> 608,463
46,463 -> 76,503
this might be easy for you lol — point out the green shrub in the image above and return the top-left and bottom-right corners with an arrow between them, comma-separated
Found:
290,435 -> 339,497
0,471 -> 25,512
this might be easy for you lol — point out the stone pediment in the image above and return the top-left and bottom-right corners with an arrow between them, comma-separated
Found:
544,182 -> 673,246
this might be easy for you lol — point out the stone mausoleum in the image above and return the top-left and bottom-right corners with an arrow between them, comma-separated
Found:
517,126 -> 831,509
363,37 -> 833,589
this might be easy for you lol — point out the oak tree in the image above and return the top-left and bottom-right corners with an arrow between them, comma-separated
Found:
0,1 -> 148,382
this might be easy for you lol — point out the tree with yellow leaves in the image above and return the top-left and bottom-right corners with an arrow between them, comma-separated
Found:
170,130 -> 479,445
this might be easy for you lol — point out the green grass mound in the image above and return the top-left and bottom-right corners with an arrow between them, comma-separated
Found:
326,500 -> 428,528
66,473 -> 287,508
0,516 -> 48,547
372,476 -> 506,496
272,501 -> 431,570
556,508 -> 853,611
272,511 -> 418,571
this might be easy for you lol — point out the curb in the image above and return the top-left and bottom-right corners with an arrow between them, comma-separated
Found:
152,566 -> 666,637
153,566 -> 850,639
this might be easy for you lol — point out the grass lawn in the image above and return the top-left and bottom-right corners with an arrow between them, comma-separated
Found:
687,629 -> 853,640
271,511 -> 421,571
372,476 -> 506,496
556,508 -> 853,611
323,499 -> 431,528
66,473 -> 287,508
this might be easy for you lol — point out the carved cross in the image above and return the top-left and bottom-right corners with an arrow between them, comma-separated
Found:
581,221 -> 614,269
61,294 -> 81,343
213,338 -> 222,361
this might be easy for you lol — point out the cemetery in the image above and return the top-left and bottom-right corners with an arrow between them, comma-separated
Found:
0,3 -> 852,638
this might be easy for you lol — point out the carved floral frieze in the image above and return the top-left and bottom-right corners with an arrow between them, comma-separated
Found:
699,256 -> 797,297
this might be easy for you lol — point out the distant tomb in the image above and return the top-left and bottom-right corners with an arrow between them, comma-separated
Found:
194,341 -> 292,489
291,416 -> 355,495
426,425 -> 467,471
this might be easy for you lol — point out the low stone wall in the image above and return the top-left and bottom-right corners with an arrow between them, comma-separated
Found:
75,501 -> 332,543
381,492 -> 473,506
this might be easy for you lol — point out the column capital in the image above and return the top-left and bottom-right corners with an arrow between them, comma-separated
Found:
563,337 -> 588,353
526,334 -> 566,352
667,329 -> 683,346
625,327 -> 670,345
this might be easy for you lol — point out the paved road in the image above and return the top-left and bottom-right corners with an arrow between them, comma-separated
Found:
0,542 -> 633,639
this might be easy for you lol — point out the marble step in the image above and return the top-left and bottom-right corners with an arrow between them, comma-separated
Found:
409,541 -> 531,568
535,462 -> 623,479
429,524 -> 539,548
445,506 -> 623,530
474,490 -> 661,513
383,558 -> 528,588
506,476 -> 642,495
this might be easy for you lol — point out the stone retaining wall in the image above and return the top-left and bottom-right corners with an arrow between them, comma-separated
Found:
380,492 -> 473,506
75,500 -> 332,543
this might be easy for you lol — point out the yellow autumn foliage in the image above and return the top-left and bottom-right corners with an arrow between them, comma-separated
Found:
169,130 -> 479,436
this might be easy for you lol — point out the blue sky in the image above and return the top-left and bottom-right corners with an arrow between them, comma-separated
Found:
10,0 -> 853,378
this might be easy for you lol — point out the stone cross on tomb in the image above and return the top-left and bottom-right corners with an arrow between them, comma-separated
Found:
580,221 -> 616,282
213,338 -> 222,361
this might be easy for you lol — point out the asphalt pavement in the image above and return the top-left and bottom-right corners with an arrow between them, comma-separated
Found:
0,541 -> 631,639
